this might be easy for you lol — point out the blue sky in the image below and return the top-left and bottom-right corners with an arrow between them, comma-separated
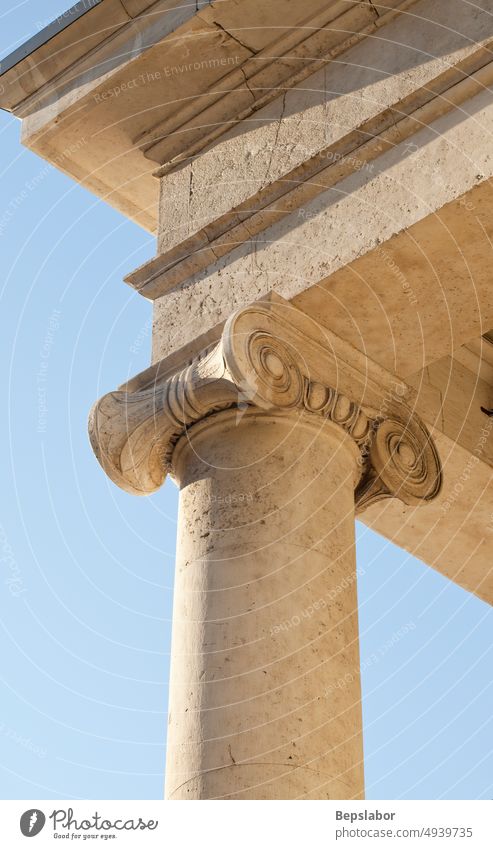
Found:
0,0 -> 492,801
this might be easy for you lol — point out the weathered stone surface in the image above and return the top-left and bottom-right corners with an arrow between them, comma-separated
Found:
153,0 -> 493,262
152,109 -> 493,366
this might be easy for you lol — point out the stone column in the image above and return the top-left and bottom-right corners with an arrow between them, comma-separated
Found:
88,292 -> 442,800
166,410 -> 363,799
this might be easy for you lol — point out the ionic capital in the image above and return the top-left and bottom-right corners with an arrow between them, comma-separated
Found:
88,293 -> 442,511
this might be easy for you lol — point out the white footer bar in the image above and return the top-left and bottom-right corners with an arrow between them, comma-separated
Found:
2,800 -> 490,847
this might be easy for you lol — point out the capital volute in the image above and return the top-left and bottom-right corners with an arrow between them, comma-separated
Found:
88,293 -> 442,511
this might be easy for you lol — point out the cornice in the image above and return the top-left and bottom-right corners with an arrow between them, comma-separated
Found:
141,0 -> 420,169
1,0 -> 418,233
126,44 -> 493,299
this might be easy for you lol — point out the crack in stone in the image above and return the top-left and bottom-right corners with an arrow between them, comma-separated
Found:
367,0 -> 381,18
213,20 -> 256,53
188,163 -> 194,204
239,65 -> 256,101
264,90 -> 288,186
168,760 -> 356,799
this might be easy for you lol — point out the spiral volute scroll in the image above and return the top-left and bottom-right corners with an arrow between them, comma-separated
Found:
223,325 -> 304,411
355,409 -> 442,512
371,415 -> 442,504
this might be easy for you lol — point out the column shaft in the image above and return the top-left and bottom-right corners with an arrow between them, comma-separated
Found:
165,410 -> 364,800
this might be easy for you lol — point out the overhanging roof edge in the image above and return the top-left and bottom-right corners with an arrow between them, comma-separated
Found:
0,0 -> 104,79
